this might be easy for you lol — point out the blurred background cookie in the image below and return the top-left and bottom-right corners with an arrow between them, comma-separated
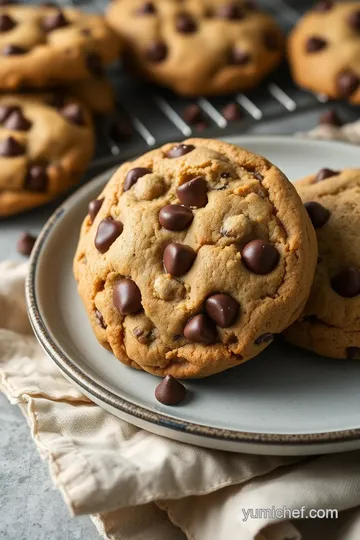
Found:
288,1 -> 360,103
0,93 -> 94,216
107,0 -> 284,96
0,4 -> 121,89
284,168 -> 360,359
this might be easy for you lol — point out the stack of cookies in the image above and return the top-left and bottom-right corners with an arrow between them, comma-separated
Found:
0,4 -> 121,216
74,138 -> 360,404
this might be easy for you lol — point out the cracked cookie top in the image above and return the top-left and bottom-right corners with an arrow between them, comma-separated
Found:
0,5 -> 121,90
74,138 -> 317,378
106,0 -> 284,96
288,1 -> 360,104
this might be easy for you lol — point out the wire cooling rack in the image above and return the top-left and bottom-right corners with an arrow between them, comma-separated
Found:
57,0 -> 360,168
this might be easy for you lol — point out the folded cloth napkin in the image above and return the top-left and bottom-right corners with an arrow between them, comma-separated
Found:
1,121 -> 360,540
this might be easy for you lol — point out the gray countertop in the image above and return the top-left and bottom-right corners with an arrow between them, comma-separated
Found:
0,108 -> 356,539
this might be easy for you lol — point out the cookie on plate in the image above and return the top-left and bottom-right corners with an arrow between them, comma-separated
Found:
0,5 -> 121,90
0,94 -> 94,217
284,168 -> 360,359
106,0 -> 284,96
74,138 -> 317,378
288,1 -> 360,103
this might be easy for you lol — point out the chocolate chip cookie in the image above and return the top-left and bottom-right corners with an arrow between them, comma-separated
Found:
106,0 -> 284,96
0,94 -> 94,216
284,168 -> 360,360
0,5 -> 121,90
74,138 -> 317,378
288,1 -> 360,103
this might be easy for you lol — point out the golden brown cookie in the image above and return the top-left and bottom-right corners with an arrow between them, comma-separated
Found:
0,94 -> 94,217
284,168 -> 360,360
288,1 -> 360,103
0,5 -> 121,89
74,138 -> 317,379
106,0 -> 284,96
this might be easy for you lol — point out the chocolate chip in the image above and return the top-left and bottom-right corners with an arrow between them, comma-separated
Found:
217,2 -> 244,19
60,103 -> 85,126
306,36 -> 327,53
25,165 -> 48,192
313,0 -> 333,11
137,1 -> 156,15
175,12 -> 197,33
16,232 -> 36,257
95,309 -> 107,329
113,278 -> 142,315
195,120 -> 208,132
159,204 -> 193,231
331,267 -> 360,298
176,177 -> 208,208
0,104 -> 19,123
230,47 -> 251,65
163,243 -> 196,276
155,375 -> 186,405
42,10 -> 69,32
146,41 -> 168,62
348,10 -> 360,31
241,239 -> 279,274
254,171 -> 264,181
133,327 -> 154,344
221,102 -> 242,121
254,333 -> 274,345
88,198 -> 104,224
2,44 -> 27,55
337,70 -> 359,99
124,167 -> 152,191
95,218 -> 123,253
86,52 -> 104,77
304,201 -> 330,228
205,293 -> 239,328
0,136 -> 24,157
315,168 -> 339,182
220,172 -> 231,179
319,109 -> 343,126
182,104 -> 203,125
264,31 -> 279,51
0,14 -> 16,32
183,314 -> 217,344
3,109 -> 32,131
346,347 -> 360,360
166,144 -> 195,158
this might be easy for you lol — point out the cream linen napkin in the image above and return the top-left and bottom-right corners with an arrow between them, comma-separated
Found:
1,120 -> 360,540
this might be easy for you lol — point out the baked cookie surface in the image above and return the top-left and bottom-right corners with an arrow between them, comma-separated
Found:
284,168 -> 360,359
0,5 -> 121,89
288,1 -> 360,103
106,0 -> 284,96
0,94 -> 94,216
74,138 -> 317,378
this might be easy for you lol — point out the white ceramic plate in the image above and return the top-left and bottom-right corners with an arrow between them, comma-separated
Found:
27,135 -> 360,456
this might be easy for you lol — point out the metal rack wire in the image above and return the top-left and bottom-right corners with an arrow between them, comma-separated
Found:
67,0 -> 359,168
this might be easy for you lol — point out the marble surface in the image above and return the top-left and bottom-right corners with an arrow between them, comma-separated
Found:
0,394 -> 98,539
